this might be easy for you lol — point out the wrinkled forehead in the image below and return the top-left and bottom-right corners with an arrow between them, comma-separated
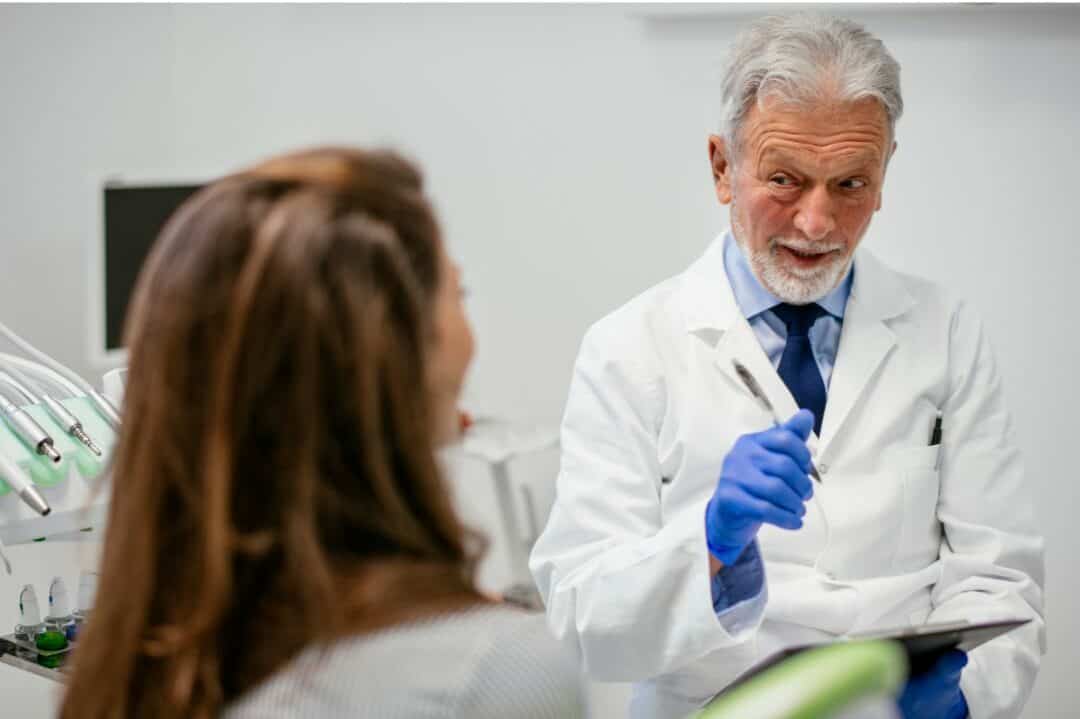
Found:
738,96 -> 892,169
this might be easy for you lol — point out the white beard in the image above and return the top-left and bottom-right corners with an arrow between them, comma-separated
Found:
732,212 -> 853,305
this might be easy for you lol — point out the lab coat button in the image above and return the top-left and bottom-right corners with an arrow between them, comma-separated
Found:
818,462 -> 829,474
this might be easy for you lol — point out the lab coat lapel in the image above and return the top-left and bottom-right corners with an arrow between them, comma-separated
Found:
679,237 -> 803,437
818,298 -> 896,457
714,319 -> 801,424
818,249 -> 915,458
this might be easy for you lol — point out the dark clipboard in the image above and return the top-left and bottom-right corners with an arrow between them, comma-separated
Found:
721,617 -> 1031,694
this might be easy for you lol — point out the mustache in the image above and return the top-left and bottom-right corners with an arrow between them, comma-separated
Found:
769,237 -> 846,255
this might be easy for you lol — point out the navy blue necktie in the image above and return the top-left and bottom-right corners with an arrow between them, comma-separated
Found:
772,303 -> 827,436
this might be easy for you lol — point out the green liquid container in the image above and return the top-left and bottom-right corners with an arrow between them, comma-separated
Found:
34,630 -> 68,652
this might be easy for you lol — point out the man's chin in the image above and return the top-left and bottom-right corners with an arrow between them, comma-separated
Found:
759,259 -> 849,304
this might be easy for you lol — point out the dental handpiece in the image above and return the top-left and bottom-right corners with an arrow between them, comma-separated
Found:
87,389 -> 121,430
0,451 -> 51,516
0,394 -> 62,463
40,395 -> 102,456
0,371 -> 101,456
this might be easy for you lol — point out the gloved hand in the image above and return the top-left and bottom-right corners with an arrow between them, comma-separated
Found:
705,409 -> 815,566
897,650 -> 969,719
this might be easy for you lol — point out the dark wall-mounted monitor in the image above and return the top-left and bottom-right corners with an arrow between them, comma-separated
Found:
103,183 -> 203,351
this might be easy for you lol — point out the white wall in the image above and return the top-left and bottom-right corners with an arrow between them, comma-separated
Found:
0,3 -> 1077,716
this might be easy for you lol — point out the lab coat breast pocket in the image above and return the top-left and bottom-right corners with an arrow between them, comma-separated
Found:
894,445 -> 943,572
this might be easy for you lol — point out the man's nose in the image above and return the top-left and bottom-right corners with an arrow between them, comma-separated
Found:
793,185 -> 836,241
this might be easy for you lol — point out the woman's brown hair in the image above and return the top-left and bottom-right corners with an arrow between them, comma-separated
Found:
60,147 -> 485,719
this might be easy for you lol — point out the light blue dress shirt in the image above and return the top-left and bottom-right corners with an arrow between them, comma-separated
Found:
722,231 -> 852,387
710,231 -> 854,616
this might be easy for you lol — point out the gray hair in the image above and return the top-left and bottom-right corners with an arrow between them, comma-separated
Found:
720,14 -> 903,157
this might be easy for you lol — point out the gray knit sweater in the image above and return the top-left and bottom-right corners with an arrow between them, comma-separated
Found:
225,604 -> 586,718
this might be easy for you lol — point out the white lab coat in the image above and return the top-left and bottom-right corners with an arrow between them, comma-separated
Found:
530,237 -> 1045,719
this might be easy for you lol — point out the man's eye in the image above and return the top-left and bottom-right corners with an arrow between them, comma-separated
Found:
840,178 -> 867,190
770,175 -> 795,187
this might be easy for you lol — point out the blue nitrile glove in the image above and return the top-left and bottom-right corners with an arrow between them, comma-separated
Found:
705,409 -> 815,566
897,650 -> 969,719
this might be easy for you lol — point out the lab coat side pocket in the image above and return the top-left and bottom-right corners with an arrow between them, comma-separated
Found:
894,446 -> 943,573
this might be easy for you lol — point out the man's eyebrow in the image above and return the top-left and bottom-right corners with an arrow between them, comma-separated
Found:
758,148 -> 882,173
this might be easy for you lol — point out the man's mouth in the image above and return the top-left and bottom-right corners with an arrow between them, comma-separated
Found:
776,244 -> 841,268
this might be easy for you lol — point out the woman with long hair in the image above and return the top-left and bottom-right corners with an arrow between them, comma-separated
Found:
59,147 -> 584,718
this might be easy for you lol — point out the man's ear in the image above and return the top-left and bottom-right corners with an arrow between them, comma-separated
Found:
708,134 -> 734,205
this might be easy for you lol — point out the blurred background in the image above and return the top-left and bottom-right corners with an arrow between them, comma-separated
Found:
0,3 -> 1076,716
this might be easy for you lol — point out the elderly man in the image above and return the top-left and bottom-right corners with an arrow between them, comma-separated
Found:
530,14 -> 1045,719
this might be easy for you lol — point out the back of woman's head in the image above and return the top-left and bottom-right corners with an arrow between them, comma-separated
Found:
61,147 -> 482,719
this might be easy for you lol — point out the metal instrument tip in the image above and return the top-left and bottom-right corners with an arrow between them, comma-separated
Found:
40,442 -> 61,463
72,426 -> 102,456
18,486 -> 51,516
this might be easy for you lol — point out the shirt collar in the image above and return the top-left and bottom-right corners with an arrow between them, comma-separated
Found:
721,230 -> 853,321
